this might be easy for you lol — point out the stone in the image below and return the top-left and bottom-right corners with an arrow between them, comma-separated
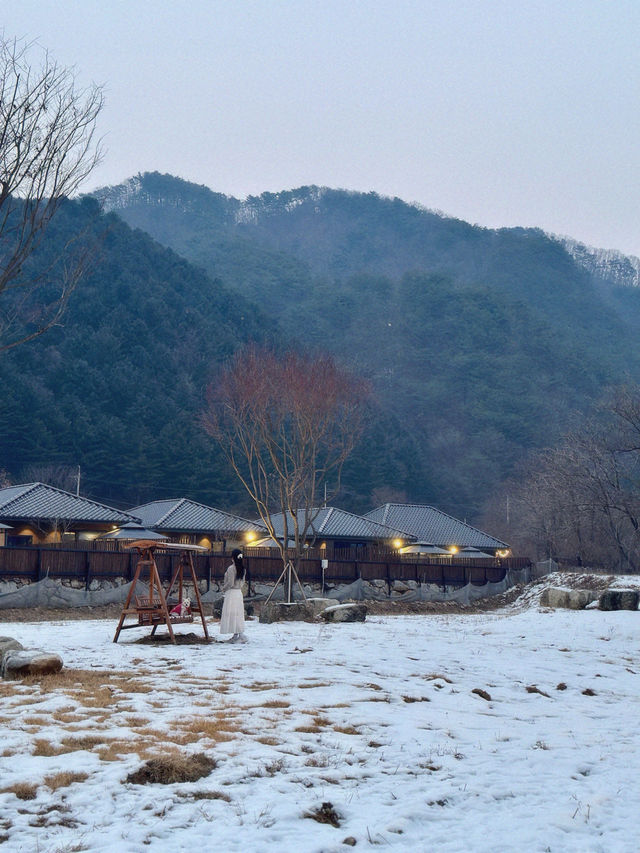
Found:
305,597 -> 340,617
540,587 -> 598,610
599,589 -> 640,611
2,650 -> 63,679
0,637 -> 24,664
89,579 -> 101,591
0,581 -> 18,595
392,580 -> 410,593
259,602 -> 316,624
320,603 -> 367,623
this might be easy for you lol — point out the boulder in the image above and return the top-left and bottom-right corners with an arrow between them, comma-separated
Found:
259,601 -> 316,624
540,587 -> 598,610
598,589 -> 640,611
320,603 -> 367,623
0,637 -> 24,664
305,597 -> 340,617
2,650 -> 63,679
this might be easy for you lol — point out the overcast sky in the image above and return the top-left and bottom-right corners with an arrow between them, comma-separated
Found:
3,0 -> 639,255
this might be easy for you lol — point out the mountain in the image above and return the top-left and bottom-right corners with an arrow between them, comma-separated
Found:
0,198 -> 276,509
91,173 -> 640,517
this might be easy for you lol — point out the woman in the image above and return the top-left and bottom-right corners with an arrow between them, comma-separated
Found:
219,548 -> 247,643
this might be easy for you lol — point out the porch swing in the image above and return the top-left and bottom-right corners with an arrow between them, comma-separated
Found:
113,540 -> 210,643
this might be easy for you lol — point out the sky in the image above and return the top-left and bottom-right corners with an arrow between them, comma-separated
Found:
2,0 -> 639,256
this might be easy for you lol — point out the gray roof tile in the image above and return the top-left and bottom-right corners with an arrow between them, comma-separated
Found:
364,504 -> 508,550
129,498 -> 265,535
267,506 -> 414,542
0,483 -> 139,524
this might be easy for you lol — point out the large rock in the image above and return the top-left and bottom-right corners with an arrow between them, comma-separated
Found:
320,603 -> 367,623
2,650 -> 63,679
599,589 -> 640,611
259,601 -> 316,623
540,587 -> 599,610
305,597 -> 340,617
0,637 -> 24,664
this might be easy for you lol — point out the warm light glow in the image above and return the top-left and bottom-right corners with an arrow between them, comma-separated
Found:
497,549 -> 510,558
320,541 -> 326,549
245,532 -> 256,542
449,545 -> 458,554
393,539 -> 403,549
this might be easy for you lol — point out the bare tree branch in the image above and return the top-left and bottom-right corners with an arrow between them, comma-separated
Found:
0,36 -> 104,351
203,346 -> 370,597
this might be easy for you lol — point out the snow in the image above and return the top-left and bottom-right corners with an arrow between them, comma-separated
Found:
1,601 -> 639,852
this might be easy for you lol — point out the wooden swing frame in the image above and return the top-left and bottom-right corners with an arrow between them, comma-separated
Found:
113,540 -> 210,643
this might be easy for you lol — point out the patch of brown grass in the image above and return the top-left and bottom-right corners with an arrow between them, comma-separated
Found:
255,736 -> 281,746
179,789 -> 231,802
23,716 -> 50,726
304,801 -> 341,827
402,695 -> 431,703
51,711 -> 86,724
32,739 -> 63,757
244,681 -> 280,692
125,753 -> 216,785
44,771 -> 89,792
424,673 -> 453,683
333,725 -> 361,735
526,685 -> 550,698
60,735 -> 106,751
2,782 -> 38,800
260,700 -> 290,709
295,725 -> 323,734
297,682 -> 332,689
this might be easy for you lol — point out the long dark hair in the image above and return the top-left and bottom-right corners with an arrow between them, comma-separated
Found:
231,548 -> 245,581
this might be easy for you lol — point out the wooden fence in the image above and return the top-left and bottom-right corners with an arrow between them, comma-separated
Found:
0,545 -> 532,593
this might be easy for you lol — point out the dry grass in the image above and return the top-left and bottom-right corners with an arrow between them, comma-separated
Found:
125,753 -> 216,785
244,681 -> 280,692
304,801 -> 341,827
333,725 -> 361,735
297,682 -> 332,689
44,771 -> 89,791
295,725 -> 323,734
424,673 -> 453,683
23,715 -> 50,726
60,735 -> 107,751
178,789 -> 232,803
260,700 -> 290,709
172,714 -> 245,744
32,739 -> 63,757
255,736 -> 282,746
2,782 -> 38,800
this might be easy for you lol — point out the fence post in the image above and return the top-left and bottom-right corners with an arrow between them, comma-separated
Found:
85,550 -> 91,591
386,562 -> 391,596
37,548 -> 43,582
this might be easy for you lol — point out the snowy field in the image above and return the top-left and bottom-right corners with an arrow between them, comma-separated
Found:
0,599 -> 639,853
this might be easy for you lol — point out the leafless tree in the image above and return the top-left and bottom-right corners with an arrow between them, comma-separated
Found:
0,37 -> 104,351
486,387 -> 640,571
203,346 -> 369,598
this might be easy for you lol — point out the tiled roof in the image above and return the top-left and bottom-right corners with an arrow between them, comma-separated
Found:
364,504 -> 508,550
129,498 -> 265,535
0,483 -> 139,525
266,506 -> 414,542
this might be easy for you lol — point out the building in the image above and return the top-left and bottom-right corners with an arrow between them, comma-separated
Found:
249,505 -> 414,556
364,503 -> 509,556
0,482 -> 140,545
129,498 -> 266,550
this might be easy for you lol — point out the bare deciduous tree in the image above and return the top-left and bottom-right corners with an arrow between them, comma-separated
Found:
203,346 -> 369,599
0,37 -> 104,351
487,387 -> 640,571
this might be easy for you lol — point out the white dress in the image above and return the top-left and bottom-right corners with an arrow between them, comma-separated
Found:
219,564 -> 245,635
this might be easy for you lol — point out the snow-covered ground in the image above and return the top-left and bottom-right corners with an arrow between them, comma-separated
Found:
1,596 -> 639,852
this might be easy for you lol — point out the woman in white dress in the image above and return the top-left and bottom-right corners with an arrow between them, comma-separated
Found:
220,548 -> 247,642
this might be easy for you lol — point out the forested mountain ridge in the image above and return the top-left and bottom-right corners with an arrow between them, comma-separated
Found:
89,173 -> 640,518
0,198 -> 278,509
2,174 -> 639,522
